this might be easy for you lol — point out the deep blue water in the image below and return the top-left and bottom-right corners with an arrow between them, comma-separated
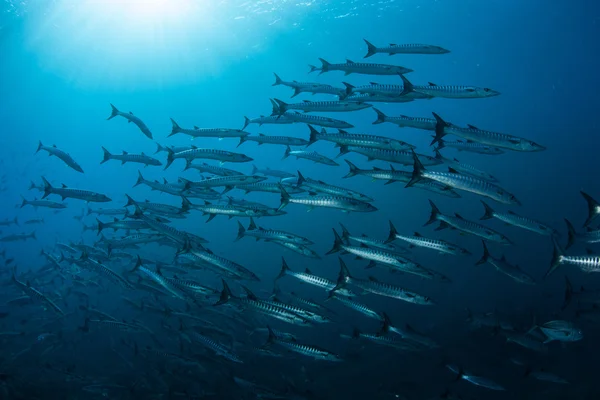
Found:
1,1 -> 600,399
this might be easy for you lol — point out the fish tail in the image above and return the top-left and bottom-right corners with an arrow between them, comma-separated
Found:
133,170 -> 144,187
277,184 -> 290,211
424,200 -> 441,226
308,64 -> 319,74
272,72 -> 282,86
339,223 -> 351,241
386,220 -> 398,243
100,146 -> 112,164
363,39 -> 377,58
371,107 -> 386,125
129,255 -> 143,274
475,240 -> 490,266
247,217 -> 257,231
379,312 -> 392,334
96,218 -> 105,235
154,143 -> 165,154
235,221 -> 245,242
164,148 -> 175,170
479,200 -> 495,220
398,74 -> 414,96
273,99 -> 287,115
544,237 -> 564,279
40,177 -> 52,199
318,58 -> 330,74
214,279 -> 233,306
431,112 -> 449,145
337,145 -> 350,158
36,140 -> 43,154
581,190 -> 600,226
564,218 -> 577,249
307,125 -> 319,147
282,146 -> 291,160
326,229 -> 344,255
342,159 -> 359,179
180,196 -> 191,214
242,116 -> 250,130
168,118 -> 181,137
296,170 -> 306,186
107,103 -> 119,120
275,257 -> 290,281
124,194 -> 136,208
236,136 -> 246,148
405,150 -> 425,188
20,195 -> 28,209
342,82 -> 355,99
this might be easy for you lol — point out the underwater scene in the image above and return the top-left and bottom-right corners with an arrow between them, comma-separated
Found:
0,0 -> 599,399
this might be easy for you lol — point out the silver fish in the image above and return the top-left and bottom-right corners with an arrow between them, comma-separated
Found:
107,104 -> 153,139
363,39 -> 450,57
36,141 -> 84,173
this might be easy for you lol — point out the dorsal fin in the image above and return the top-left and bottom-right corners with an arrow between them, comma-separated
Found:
346,59 -> 355,64
414,232 -> 422,237
194,126 -> 200,130
454,213 -> 464,220
302,100 -> 312,103
61,184 -> 68,188
428,82 -> 437,86
369,82 -> 379,85
338,129 -> 348,135
389,43 -> 397,46
305,268 -> 312,274
467,124 -> 479,130
129,111 -> 134,115
448,167 -> 459,174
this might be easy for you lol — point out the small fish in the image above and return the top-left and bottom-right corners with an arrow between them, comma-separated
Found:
282,146 -> 339,167
100,147 -> 162,166
446,364 -> 506,391
363,39 -> 450,57
107,104 -> 153,139
480,201 -> 556,235
36,141 -> 84,173
263,326 -> 342,361
400,75 -> 500,99
528,319 -> 583,344
476,241 -> 536,284
41,177 -> 111,203
272,73 -> 349,98
310,58 -> 413,76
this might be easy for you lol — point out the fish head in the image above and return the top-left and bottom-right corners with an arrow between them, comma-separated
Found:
431,45 -> 451,54
520,140 -> 546,152
478,87 -> 501,97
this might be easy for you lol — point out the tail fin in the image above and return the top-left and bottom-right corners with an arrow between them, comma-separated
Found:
41,177 -> 53,199
277,184 -> 290,211
318,58 -> 331,74
296,170 -> 306,186
339,223 -> 351,241
269,99 -> 280,116
405,150 -> 426,188
273,99 -> 287,115
242,116 -> 251,130
272,73 -> 282,86
124,194 -> 137,208
251,164 -> 258,175
386,220 -> 398,243
129,255 -> 144,274
431,112 -> 449,145
581,191 -> 600,226
475,240 -> 490,266
424,200 -> 441,226
326,229 -> 344,255
96,218 -> 106,235
479,200 -> 495,220
107,103 -> 119,120
342,82 -> 355,97
180,196 -> 191,213
20,196 -> 28,209
235,221 -> 245,242
544,237 -> 564,279
565,219 -> 578,250
398,74 -> 414,96
214,279 -> 233,306
371,108 -> 386,125
282,146 -> 291,160
133,170 -> 145,188
164,148 -> 175,170
237,136 -> 246,148
307,125 -> 319,147
363,39 -> 377,58
275,257 -> 290,281
248,217 -> 258,231
379,312 -> 392,334
169,118 -> 181,137
562,276 -> 574,311
343,159 -> 360,179
100,147 -> 112,164
331,257 -> 352,293
36,141 -> 44,154
154,143 -> 166,154
433,149 -> 444,163
308,64 -> 320,74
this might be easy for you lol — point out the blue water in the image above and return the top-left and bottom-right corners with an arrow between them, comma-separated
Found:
1,1 -> 599,398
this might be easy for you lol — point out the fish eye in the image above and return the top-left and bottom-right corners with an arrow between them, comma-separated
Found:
484,88 -> 490,92
465,88 -> 475,92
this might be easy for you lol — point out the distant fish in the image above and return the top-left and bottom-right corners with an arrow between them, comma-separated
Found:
399,75 -> 500,99
272,98 -> 372,114
20,196 -> 67,209
100,147 -> 162,167
363,39 -> 450,58
476,241 -> 536,285
310,58 -> 413,76
239,134 -> 309,148
371,108 -> 437,130
41,177 -> 111,203
272,73 -> 349,98
282,146 -> 339,167
165,148 -> 253,170
480,201 -> 556,236
168,118 -> 249,139
107,103 -> 153,139
251,165 -> 296,179
36,141 -> 84,173
0,232 -> 36,242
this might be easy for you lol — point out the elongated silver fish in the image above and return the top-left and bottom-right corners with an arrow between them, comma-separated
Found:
432,112 -> 545,151
186,329 -> 243,363
250,165 -> 296,179
445,364 -> 506,391
310,58 -> 413,76
20,197 -> 67,209
178,241 -> 259,281
278,185 -> 377,213
434,151 -> 497,181
380,313 -> 440,349
124,194 -> 187,216
565,219 -> 600,248
546,237 -> 600,278
272,241 -> 321,259
340,145 -> 441,166
480,201 -> 555,236
165,147 -> 253,169
282,146 -> 338,166
242,113 -> 296,130
437,138 -> 505,155
168,118 -> 249,139
307,125 -> 414,151
425,200 -> 512,244
285,111 -> 354,129
528,319 -> 583,343
273,98 -> 371,114
327,293 -> 382,321
272,73 -> 349,98
371,108 -> 438,130
130,256 -> 185,299
275,258 -> 355,297
11,268 -> 64,315
400,75 -> 500,99
100,147 -> 162,166
238,134 -> 309,148
264,326 -> 342,361
41,177 -> 111,203
363,39 -> 450,57
476,241 -> 535,284
333,258 -> 435,305
407,150 -> 520,205
107,104 -> 153,139
387,220 -> 470,256
36,141 -> 84,173
184,161 -> 242,176
339,223 -> 404,253
236,218 -> 313,245
296,170 -> 373,202
581,191 -> 600,226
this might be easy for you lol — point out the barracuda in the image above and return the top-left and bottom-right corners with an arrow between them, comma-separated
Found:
327,293 -> 383,321
238,134 -> 309,148
36,142 -> 84,173
546,237 -> 600,278
310,58 -> 413,76
400,75 -> 500,99
363,39 -> 450,57
434,151 -> 497,181
480,201 -> 556,236
165,147 -> 253,169
272,73 -> 349,98
107,104 -> 153,139
406,150 -> 520,205
133,171 -> 189,195
339,145 -> 441,166
307,125 -> 414,151
168,118 -> 249,139
437,138 -> 505,155
275,257 -> 355,297
476,241 -> 536,284
278,184 -> 377,213
333,258 -> 435,305
282,146 -> 339,166
386,220 -> 471,256
41,177 -> 111,203
178,241 -> 259,281
425,200 -> 512,244
236,218 -> 313,245
100,148 -> 162,166
296,170 -> 373,202
263,326 -> 342,361
273,98 -> 372,114
129,256 -> 185,299
11,268 -> 64,316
